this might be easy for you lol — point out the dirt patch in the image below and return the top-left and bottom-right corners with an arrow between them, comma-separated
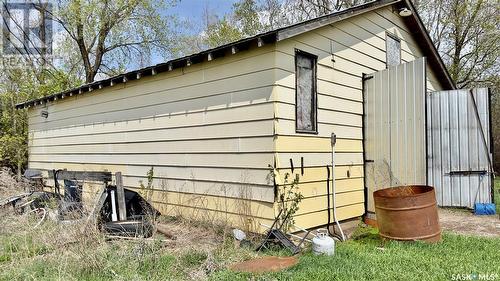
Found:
439,208 -> 499,237
153,218 -> 222,254
229,256 -> 298,273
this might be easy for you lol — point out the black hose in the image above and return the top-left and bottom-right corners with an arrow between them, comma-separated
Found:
326,165 -> 342,240
326,165 -> 331,228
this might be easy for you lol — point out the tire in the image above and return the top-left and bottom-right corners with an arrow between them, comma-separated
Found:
102,220 -> 153,237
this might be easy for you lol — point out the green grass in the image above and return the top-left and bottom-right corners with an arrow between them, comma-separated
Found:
1,223 -> 498,280
211,230 -> 500,281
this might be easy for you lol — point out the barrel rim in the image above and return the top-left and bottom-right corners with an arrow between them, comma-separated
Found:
373,185 -> 435,199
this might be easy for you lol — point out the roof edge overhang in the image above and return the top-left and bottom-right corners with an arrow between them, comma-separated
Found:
15,32 -> 278,109
276,0 -> 398,40
16,0 -> 455,110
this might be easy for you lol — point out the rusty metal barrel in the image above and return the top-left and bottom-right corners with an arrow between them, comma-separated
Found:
373,185 -> 441,243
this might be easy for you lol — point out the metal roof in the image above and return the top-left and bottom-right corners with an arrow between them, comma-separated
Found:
16,0 -> 455,109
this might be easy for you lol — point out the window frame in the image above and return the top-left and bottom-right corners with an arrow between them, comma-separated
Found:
294,49 -> 318,134
385,31 -> 401,68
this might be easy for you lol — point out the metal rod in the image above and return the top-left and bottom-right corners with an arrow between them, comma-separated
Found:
259,223 -> 312,243
331,132 -> 346,241
291,224 -> 316,237
468,89 -> 494,175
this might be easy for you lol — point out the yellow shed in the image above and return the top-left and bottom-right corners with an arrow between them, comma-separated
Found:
16,0 -> 455,233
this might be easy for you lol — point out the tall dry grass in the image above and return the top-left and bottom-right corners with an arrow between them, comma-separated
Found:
0,167 -> 265,280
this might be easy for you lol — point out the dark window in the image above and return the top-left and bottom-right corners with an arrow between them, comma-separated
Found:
386,32 -> 401,67
295,50 -> 317,133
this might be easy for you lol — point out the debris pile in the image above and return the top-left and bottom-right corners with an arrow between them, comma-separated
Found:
0,168 -> 32,197
0,169 -> 169,241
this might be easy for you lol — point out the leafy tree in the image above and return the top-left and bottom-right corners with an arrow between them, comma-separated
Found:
416,0 -> 499,89
233,0 -> 266,36
0,68 -> 80,177
415,0 -> 499,170
202,0 -> 266,48
200,0 -> 372,48
50,0 -> 180,83
204,18 -> 244,48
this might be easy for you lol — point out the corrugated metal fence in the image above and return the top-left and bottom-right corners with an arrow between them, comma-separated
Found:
427,88 -> 493,208
364,58 -> 427,213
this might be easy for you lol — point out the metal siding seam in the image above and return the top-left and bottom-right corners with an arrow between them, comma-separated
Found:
403,64 -> 408,184
427,89 -> 432,186
437,89 -> 444,205
447,89 -> 453,205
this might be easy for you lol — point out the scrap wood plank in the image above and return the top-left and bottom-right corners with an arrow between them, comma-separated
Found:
87,184 -> 108,224
115,172 -> 127,221
49,170 -> 112,182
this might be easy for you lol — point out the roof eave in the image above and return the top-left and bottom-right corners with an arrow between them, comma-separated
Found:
277,0 -> 399,41
15,32 -> 278,109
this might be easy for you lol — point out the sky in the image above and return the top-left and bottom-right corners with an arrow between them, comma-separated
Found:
169,0 -> 239,26
2,0 -> 242,74
142,0 -> 240,66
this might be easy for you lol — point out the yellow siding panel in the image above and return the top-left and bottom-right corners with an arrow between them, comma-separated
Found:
278,166 -> 364,183
30,136 -> 274,154
277,27 -> 385,68
29,71 -> 276,130
31,103 -> 274,137
38,164 -> 274,202
28,46 -> 276,119
275,54 -> 362,90
366,8 -> 446,90
293,203 -> 364,229
278,178 -> 364,199
275,103 -> 362,127
275,152 -> 364,168
30,119 -> 274,146
153,201 -> 274,234
294,190 -> 364,215
272,79 -> 362,104
143,188 -> 275,219
275,119 -> 362,139
275,136 -> 362,153
30,101 -> 275,132
30,152 -> 274,169
31,161 -> 271,186
29,77 -> 274,125
333,19 -> 386,51
123,177 -> 273,200
319,94 -> 362,114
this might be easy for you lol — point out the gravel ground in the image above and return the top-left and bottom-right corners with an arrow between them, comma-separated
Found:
439,208 -> 500,237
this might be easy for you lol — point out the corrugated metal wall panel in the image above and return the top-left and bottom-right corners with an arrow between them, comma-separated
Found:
364,58 -> 427,213
427,88 -> 492,208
